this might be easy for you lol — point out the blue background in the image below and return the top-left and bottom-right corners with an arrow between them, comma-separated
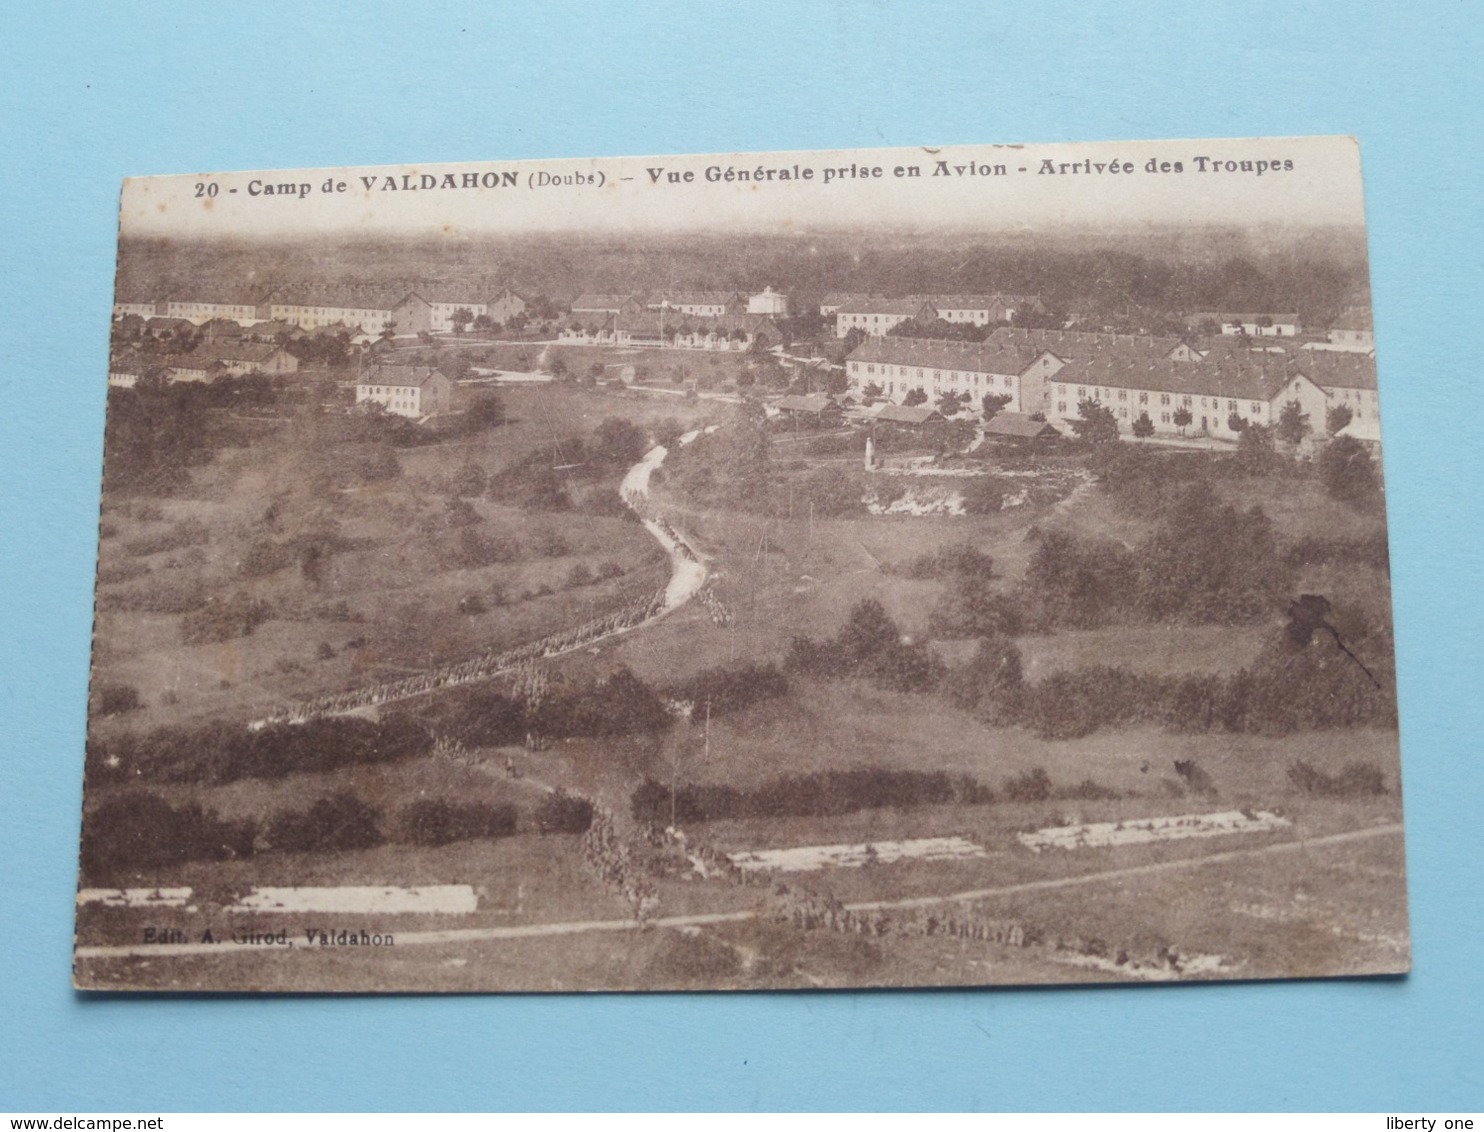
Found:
2,1 -> 1479,1111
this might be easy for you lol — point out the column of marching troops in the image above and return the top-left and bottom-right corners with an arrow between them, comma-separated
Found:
261,470 -> 705,727
581,806 -> 660,923
258,586 -> 668,725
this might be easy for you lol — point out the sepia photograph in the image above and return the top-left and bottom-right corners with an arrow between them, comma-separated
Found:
74,136 -> 1408,992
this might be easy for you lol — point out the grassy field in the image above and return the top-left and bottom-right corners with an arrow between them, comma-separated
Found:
89,385 -> 712,733
79,402 -> 1408,991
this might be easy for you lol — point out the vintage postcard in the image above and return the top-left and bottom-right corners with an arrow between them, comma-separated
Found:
76,137 -> 1407,992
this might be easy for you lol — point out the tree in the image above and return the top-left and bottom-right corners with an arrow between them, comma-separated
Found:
959,475 -> 1005,515
945,635 -> 1024,723
862,381 -> 883,401
1236,422 -> 1280,475
592,417 -> 647,466
1136,481 -> 1284,623
466,390 -> 506,429
1276,400 -> 1311,446
1317,435 -> 1380,507
1326,403 -> 1354,436
451,307 -> 474,336
936,391 -> 962,417
1070,398 -> 1120,443
903,387 -> 928,407
380,320 -> 396,343
1172,405 -> 1193,435
1227,412 -> 1248,433
982,393 -> 1012,420
1025,529 -> 1136,628
1132,411 -> 1155,438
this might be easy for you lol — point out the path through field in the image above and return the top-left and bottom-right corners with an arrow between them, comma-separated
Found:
74,822 -> 1402,962
250,431 -> 711,726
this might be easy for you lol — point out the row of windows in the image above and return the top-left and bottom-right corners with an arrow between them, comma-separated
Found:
859,362 -> 1016,386
1057,385 -> 1265,415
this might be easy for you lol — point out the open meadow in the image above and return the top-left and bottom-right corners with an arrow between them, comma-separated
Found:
78,382 -> 1407,990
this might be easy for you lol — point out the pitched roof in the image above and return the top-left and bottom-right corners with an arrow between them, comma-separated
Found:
571,293 -> 640,311
775,394 -> 837,414
650,291 -> 741,306
244,319 -> 300,337
276,285 -> 419,311
1218,312 -> 1302,325
984,411 -> 1060,438
873,404 -> 943,424
1292,352 -> 1378,392
929,292 -> 1044,312
1052,355 -> 1294,403
848,335 -> 1044,375
837,297 -> 936,317
1331,305 -> 1373,331
614,311 -> 688,335
167,287 -> 273,307
188,342 -> 287,365
986,326 -> 1200,363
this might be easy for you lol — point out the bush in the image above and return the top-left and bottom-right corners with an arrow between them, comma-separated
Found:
944,636 -> 1024,724
96,559 -> 150,585
1003,767 -> 1052,803
397,798 -> 518,846
180,592 -> 270,644
928,573 -> 1022,639
1023,529 -> 1136,628
535,790 -> 594,835
240,537 -> 296,577
81,793 -> 255,879
631,766 -> 991,826
1136,482 -> 1284,624
93,682 -> 143,716
533,665 -> 671,737
1317,435 -> 1381,508
786,600 -> 944,693
666,661 -> 790,717
1287,759 -> 1387,796
960,476 -> 1006,515
267,792 -> 384,853
123,519 -> 209,558
797,466 -> 864,517
90,713 -> 434,785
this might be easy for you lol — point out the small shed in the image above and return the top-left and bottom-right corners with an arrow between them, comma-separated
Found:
872,403 -> 944,427
775,393 -> 841,422
983,411 -> 1060,440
